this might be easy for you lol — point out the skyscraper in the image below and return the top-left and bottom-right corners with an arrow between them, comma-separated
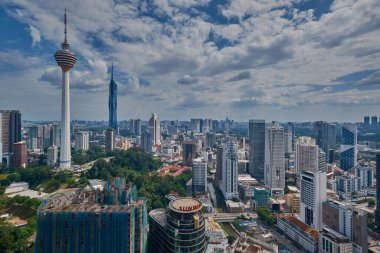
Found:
108,65 -> 118,133
182,141 -> 197,166
54,10 -> 77,169
371,116 -> 378,129
364,116 -> 370,128
314,121 -> 336,163
141,131 -> 152,153
264,122 -> 285,196
129,119 -> 141,135
74,131 -> 89,151
105,129 -> 115,153
300,170 -> 326,231
340,123 -> 357,171
295,136 -> 323,177
221,138 -> 238,199
248,119 -> 265,180
192,157 -> 207,193
35,178 -> 147,253
149,197 -> 206,253
12,141 -> 27,168
0,110 -> 21,154
47,145 -> 58,167
149,113 -> 161,146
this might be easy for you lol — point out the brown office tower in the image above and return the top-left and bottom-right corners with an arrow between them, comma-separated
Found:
13,141 -> 27,168
182,141 -> 196,166
322,200 -> 368,252
0,110 -> 21,154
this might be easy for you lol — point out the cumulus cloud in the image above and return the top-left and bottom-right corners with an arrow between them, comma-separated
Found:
28,25 -> 41,47
227,71 -> 251,82
177,74 -> 198,84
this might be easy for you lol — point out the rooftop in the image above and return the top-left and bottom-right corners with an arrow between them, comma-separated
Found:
149,208 -> 166,226
169,197 -> 202,213
280,215 -> 318,239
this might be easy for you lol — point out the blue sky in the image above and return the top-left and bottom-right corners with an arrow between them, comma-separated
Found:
0,0 -> 379,122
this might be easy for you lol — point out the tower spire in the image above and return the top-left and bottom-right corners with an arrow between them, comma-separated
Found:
64,9 -> 67,43
111,63 -> 114,80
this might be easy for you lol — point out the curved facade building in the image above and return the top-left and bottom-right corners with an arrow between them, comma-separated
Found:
149,198 -> 206,253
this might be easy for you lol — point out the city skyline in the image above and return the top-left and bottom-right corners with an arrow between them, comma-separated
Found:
0,1 -> 380,122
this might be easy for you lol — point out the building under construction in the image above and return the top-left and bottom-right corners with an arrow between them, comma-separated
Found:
35,177 -> 147,253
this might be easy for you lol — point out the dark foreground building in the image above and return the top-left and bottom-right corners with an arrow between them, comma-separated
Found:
35,177 -> 147,253
149,197 -> 206,253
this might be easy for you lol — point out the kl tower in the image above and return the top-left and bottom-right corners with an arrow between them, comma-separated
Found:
54,10 -> 77,169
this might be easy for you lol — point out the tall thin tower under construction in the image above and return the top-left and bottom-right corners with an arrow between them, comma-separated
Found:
54,10 -> 77,169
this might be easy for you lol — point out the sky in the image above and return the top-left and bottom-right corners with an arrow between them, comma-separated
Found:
0,0 -> 379,122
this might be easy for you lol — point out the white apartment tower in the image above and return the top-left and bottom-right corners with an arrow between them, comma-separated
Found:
295,136 -> 319,175
300,170 -> 327,231
75,131 -> 89,151
149,113 -> 161,146
265,122 -> 285,196
221,138 -> 238,199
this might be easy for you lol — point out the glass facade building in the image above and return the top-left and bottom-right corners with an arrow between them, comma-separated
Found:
108,65 -> 118,133
149,197 -> 206,253
340,123 -> 357,171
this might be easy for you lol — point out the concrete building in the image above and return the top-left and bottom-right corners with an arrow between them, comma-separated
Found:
0,110 -> 21,154
13,141 -> 27,168
322,200 -> 368,253
192,157 -> 207,193
129,119 -> 141,135
190,118 -> 203,133
336,175 -> 360,199
284,131 -> 293,153
182,141 -> 197,166
277,215 -> 318,253
47,145 -> 58,167
319,228 -> 353,253
340,123 -> 357,171
149,113 -> 161,146
149,197 -> 206,253
252,187 -> 270,208
74,131 -> 89,151
35,177 -> 147,253
54,11 -> 76,169
105,129 -> 114,153
248,119 -> 265,181
314,121 -> 336,163
300,170 -> 326,231
221,138 -> 238,200
264,122 -> 285,196
285,193 -> 300,213
295,136 -> 318,176
141,131 -> 152,153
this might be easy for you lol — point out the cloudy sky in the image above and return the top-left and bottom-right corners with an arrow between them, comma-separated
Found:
0,0 -> 379,122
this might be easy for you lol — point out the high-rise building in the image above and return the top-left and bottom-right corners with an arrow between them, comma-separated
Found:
35,177 -> 147,253
0,110 -> 21,154
340,123 -> 357,171
284,131 -> 293,153
149,113 -> 161,146
192,157 -> 207,193
12,141 -> 27,168
375,153 -> 380,228
364,116 -> 370,128
54,11 -> 77,169
319,228 -> 353,253
252,187 -> 270,208
182,141 -> 197,166
322,200 -> 368,252
141,131 -> 152,153
355,163 -> 374,191
314,121 -> 336,163
203,118 -> 213,132
190,118 -> 203,133
300,170 -> 326,231
205,131 -> 216,149
221,138 -> 238,199
105,129 -> 115,153
51,124 -> 61,147
264,122 -> 285,196
47,145 -> 58,167
215,145 -> 223,187
149,197 -> 206,253
129,119 -> 141,135
371,116 -> 378,129
248,119 -> 265,180
108,65 -> 118,134
75,131 -> 89,151
295,136 -> 318,176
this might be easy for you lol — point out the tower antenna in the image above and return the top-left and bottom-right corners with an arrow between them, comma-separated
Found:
64,9 -> 67,43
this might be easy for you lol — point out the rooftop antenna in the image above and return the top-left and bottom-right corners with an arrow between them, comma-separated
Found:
111,63 -> 114,80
